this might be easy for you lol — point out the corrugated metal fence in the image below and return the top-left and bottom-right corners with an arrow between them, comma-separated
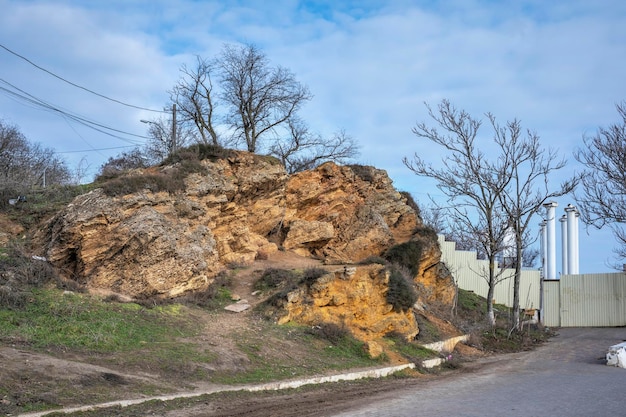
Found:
543,273 -> 626,327
438,235 -> 541,310
438,235 -> 626,327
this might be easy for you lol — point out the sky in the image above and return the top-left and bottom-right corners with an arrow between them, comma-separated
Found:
1,0 -> 625,273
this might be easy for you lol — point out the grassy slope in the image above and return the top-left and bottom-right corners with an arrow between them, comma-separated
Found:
0,183 -> 551,415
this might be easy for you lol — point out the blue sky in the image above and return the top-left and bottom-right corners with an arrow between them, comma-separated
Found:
1,0 -> 625,273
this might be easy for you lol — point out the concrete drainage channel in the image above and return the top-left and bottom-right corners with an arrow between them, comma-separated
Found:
18,335 -> 469,417
420,334 -> 470,368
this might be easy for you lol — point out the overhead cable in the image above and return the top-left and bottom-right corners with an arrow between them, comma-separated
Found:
0,78 -> 147,144
0,43 -> 166,113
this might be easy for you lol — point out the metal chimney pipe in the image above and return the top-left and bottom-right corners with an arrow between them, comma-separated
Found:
565,204 -> 579,275
560,214 -> 568,275
543,201 -> 558,280
540,220 -> 547,279
574,209 -> 580,274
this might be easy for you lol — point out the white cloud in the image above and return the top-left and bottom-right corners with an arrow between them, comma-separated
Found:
0,0 -> 624,271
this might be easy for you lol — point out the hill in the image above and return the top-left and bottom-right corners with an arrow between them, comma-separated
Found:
0,148 -> 550,415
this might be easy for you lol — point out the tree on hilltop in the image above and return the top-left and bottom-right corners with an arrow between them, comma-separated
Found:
141,43 -> 358,171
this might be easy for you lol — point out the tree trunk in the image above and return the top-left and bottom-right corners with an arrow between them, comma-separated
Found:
512,242 -> 522,330
486,257 -> 497,326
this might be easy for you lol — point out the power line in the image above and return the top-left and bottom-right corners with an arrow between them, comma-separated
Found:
0,43 -> 166,113
0,78 -> 148,144
57,145 -> 138,154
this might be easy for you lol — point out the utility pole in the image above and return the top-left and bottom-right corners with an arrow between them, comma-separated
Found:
171,103 -> 177,154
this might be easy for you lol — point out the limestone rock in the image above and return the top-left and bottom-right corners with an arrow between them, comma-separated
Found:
273,264 -> 419,341
38,151 -> 287,298
284,163 -> 419,263
411,231 -> 456,306
365,340 -> 385,358
283,220 -> 334,255
36,151 -> 454,311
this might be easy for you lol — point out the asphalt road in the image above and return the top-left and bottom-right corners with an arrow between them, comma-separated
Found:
334,327 -> 626,417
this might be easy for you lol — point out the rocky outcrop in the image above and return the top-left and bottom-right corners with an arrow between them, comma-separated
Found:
37,151 -> 455,321
284,163 -> 418,263
411,231 -> 456,306
40,152 -> 287,298
272,264 -> 419,342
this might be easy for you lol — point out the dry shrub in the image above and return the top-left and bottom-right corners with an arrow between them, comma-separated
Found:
0,284 -> 28,309
386,265 -> 418,312
383,240 -> 424,277
253,268 -> 297,292
299,267 -> 328,287
0,244 -> 69,309
306,322 -> 350,345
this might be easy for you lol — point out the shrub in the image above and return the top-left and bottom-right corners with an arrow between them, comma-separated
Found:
100,173 -> 186,197
412,225 -> 438,240
399,191 -> 421,217
383,240 -> 424,277
0,244 -> 65,309
347,164 -> 376,183
163,144 -> 235,165
305,322 -> 350,345
386,265 -> 418,312
299,267 -> 329,287
96,148 -> 147,182
253,268 -> 297,292
0,285 -> 28,309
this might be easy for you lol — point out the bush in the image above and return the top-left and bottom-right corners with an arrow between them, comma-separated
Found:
399,191 -> 421,217
253,268 -> 297,292
163,144 -> 235,165
383,240 -> 424,277
96,148 -> 147,181
305,322 -> 350,345
299,267 -> 329,287
0,244 -> 65,309
386,265 -> 418,312
100,173 -> 185,197
0,285 -> 28,309
347,164 -> 376,183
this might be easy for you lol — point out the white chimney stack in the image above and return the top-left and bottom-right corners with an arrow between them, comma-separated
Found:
565,204 -> 580,274
540,220 -> 547,279
543,201 -> 558,280
560,214 -> 568,275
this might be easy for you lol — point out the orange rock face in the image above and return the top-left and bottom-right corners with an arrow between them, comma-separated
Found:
284,163 -> 418,263
37,152 -> 455,334
274,264 -> 419,341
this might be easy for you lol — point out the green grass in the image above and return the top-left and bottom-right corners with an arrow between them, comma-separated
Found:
0,289 -> 200,352
384,333 -> 438,363
214,323 -> 383,384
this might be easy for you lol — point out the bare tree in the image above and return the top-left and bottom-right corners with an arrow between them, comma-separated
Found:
0,120 -> 70,191
170,56 -> 220,146
403,100 -> 515,325
219,43 -> 312,153
96,148 -> 147,180
575,101 -> 626,262
269,119 -> 359,173
142,111 -> 195,164
416,201 -> 446,234
494,116 -> 578,329
163,44 -> 353,169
